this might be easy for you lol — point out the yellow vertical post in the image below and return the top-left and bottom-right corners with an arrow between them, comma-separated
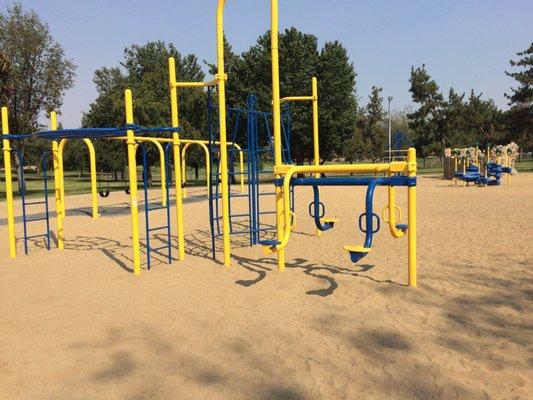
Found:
124,89 -> 141,275
271,0 -> 285,271
507,151 -> 511,185
168,57 -> 185,260
407,147 -> 417,287
311,77 -> 322,237
462,156 -> 466,187
58,139 -> 67,217
312,77 -> 320,175
50,112 -> 64,250
217,0 -> 231,267
1,107 -> 16,259
454,156 -> 458,186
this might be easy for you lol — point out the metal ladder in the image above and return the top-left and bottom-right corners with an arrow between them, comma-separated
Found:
140,143 -> 172,269
14,149 -> 51,254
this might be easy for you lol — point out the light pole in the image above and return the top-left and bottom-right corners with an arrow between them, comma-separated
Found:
387,96 -> 393,161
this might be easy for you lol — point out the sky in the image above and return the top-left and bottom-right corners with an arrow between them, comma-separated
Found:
7,0 -> 533,128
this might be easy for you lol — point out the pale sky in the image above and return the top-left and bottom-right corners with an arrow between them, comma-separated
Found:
8,0 -> 533,127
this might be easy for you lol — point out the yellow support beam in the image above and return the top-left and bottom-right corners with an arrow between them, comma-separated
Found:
217,0 -> 231,267
168,57 -> 186,260
124,89 -> 141,275
172,79 -> 217,88
271,0 -> 285,271
50,112 -> 64,250
1,107 -> 16,259
407,148 -> 417,287
280,95 -> 313,103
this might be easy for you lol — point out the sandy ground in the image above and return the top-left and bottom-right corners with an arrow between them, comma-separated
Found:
0,174 -> 531,400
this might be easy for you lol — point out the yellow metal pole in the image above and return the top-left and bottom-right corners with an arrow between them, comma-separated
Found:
407,148 -> 417,287
50,112 -> 64,249
312,77 -> 320,175
271,0 -> 285,271
58,139 -> 67,216
507,151 -> 511,185
217,0 -> 231,267
454,156 -> 458,186
311,76 -> 321,237
82,139 -> 99,218
1,107 -> 16,259
168,57 -> 185,260
124,89 -> 141,275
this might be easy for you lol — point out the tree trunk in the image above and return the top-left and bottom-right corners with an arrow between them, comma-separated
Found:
194,166 -> 199,181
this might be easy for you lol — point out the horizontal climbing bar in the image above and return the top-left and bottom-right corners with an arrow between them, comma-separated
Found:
274,176 -> 417,187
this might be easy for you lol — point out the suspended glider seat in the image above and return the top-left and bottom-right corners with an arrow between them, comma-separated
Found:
343,245 -> 371,263
395,223 -> 408,233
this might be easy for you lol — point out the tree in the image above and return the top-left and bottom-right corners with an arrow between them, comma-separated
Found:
505,42 -> 532,151
0,50 -> 12,105
83,41 -> 207,180
0,3 -> 75,135
463,90 -> 505,147
317,41 -> 358,161
360,86 -> 387,161
408,64 -> 445,160
212,28 -> 358,165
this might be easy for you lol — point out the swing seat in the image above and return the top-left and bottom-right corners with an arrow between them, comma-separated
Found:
395,223 -> 408,233
343,245 -> 371,263
259,239 -> 281,255
321,217 -> 339,228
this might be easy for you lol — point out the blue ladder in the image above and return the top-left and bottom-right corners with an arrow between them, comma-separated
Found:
14,149 -> 51,255
140,143 -> 172,270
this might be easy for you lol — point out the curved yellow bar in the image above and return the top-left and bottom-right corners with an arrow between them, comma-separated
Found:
386,181 -> 405,239
129,136 -> 167,206
58,138 -> 98,218
180,141 -> 210,198
1,107 -> 16,259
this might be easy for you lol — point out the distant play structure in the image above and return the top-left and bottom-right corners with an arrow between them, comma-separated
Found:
444,143 -> 518,186
1,0 -> 417,287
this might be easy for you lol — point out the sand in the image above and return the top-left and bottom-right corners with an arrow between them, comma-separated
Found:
0,174 -> 531,399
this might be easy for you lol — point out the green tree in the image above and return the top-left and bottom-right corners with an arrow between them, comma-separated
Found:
441,88 -> 467,147
505,42 -> 532,150
317,41 -> 358,161
360,86 -> 386,161
408,64 -> 445,160
0,50 -> 12,105
83,41 -> 207,181
0,3 -> 75,133
463,90 -> 504,147
213,28 -> 358,165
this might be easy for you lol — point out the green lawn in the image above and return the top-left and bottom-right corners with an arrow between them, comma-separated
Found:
1,158 -> 531,199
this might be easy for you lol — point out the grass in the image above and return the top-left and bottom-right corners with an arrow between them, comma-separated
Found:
1,158 -> 531,200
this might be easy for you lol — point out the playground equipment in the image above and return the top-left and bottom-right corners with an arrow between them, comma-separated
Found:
445,143 -> 517,186
2,0 -> 418,287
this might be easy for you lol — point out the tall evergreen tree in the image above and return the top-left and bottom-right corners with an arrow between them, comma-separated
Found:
505,42 -> 532,150
317,41 -> 358,161
408,64 -> 444,159
361,86 -> 386,161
